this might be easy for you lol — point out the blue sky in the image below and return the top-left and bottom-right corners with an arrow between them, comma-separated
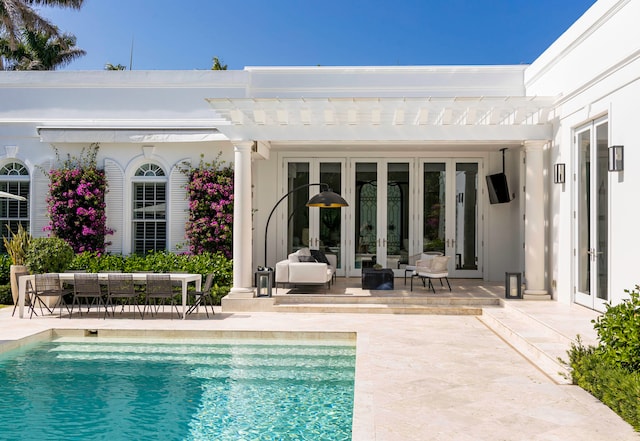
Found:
41,0 -> 598,70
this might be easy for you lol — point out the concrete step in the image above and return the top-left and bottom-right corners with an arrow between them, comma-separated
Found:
273,303 -> 483,315
478,303 -> 577,384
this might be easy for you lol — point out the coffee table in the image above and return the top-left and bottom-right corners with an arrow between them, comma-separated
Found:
361,268 -> 394,290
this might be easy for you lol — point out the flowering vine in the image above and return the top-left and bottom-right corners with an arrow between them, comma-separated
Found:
45,143 -> 113,253
180,154 -> 234,258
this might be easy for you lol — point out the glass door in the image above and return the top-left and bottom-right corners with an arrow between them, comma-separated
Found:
349,160 -> 411,276
420,159 -> 482,278
285,159 -> 346,275
575,119 -> 609,310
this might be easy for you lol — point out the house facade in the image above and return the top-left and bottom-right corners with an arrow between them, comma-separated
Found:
0,0 -> 637,311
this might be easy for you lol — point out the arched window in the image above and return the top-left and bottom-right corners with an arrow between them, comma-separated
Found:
132,163 -> 166,254
0,162 -> 29,253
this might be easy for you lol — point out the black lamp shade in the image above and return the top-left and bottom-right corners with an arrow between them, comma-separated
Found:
306,191 -> 349,208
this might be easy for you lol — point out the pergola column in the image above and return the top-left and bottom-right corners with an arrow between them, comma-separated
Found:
523,141 -> 549,298
229,141 -> 254,297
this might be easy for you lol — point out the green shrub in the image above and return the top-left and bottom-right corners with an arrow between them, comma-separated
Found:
69,250 -> 232,305
0,283 -> 12,305
593,286 -> 640,372
565,339 -> 640,431
24,237 -> 75,274
563,286 -> 640,431
0,254 -> 11,285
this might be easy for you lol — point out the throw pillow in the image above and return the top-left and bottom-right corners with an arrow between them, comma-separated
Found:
297,256 -> 317,263
310,249 -> 330,265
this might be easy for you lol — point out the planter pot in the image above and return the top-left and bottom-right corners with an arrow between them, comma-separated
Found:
9,264 -> 28,306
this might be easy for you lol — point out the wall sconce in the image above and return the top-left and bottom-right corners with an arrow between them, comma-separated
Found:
553,163 -> 565,184
608,145 -> 624,171
505,272 -> 522,299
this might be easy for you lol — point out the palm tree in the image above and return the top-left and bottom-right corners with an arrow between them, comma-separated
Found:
1,28 -> 84,70
0,0 -> 84,49
104,63 -> 126,71
211,56 -> 227,70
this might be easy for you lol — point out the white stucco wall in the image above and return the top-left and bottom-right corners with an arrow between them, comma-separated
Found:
526,0 -> 640,305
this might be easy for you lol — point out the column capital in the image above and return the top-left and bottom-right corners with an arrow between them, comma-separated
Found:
232,140 -> 254,152
523,140 -> 549,151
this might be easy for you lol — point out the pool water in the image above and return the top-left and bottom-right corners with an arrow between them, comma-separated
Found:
0,337 -> 355,441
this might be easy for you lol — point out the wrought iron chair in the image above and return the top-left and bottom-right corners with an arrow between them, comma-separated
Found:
69,273 -> 105,318
31,273 -> 72,318
144,273 -> 180,319
186,273 -> 215,318
105,273 -> 142,319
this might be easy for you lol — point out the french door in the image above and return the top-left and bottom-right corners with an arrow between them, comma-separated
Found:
419,159 -> 482,278
349,160 -> 411,277
285,159 -> 346,276
574,119 -> 609,310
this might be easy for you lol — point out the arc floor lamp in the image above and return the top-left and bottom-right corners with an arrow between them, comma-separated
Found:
264,183 -> 348,267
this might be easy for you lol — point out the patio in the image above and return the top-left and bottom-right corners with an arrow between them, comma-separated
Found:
224,277 -> 505,314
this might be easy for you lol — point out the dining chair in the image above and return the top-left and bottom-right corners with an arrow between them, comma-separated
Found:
69,273 -> 105,318
31,273 -> 72,318
144,273 -> 180,319
105,273 -> 142,319
186,273 -> 215,318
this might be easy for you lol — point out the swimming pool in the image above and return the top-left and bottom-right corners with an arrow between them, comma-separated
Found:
0,334 -> 355,440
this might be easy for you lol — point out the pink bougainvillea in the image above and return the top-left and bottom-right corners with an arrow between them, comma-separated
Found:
181,155 -> 234,258
45,144 -> 113,253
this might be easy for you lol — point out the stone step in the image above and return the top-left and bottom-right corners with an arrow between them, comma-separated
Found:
273,303 -> 483,315
273,295 -> 500,307
478,303 -> 575,384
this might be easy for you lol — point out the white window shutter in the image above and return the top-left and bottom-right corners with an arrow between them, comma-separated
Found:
31,160 -> 51,238
169,160 -> 190,252
104,159 -> 124,254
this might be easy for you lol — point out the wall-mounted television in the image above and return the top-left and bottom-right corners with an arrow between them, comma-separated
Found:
486,173 -> 512,204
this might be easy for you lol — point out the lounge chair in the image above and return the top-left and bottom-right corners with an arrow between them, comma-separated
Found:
410,255 -> 451,293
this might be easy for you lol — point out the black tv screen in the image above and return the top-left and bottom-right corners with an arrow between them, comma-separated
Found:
486,173 -> 512,204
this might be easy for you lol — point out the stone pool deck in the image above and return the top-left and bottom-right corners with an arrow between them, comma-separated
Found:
1,301 -> 638,441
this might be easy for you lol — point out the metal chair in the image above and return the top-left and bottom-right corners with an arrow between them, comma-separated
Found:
105,273 -> 142,319
186,273 -> 215,318
144,273 -> 180,319
31,273 -> 72,318
69,273 -> 105,318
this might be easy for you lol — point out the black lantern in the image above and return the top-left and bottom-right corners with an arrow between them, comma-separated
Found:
505,272 -> 522,299
255,269 -> 273,297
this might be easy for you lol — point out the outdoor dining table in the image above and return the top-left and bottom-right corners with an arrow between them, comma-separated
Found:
17,272 -> 202,319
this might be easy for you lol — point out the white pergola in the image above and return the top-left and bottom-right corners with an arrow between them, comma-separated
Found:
207,96 -> 555,144
207,95 -> 555,297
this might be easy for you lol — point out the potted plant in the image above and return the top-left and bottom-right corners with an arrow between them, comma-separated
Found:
3,224 -> 31,305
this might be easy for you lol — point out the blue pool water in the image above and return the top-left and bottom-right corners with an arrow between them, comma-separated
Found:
0,337 -> 355,440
